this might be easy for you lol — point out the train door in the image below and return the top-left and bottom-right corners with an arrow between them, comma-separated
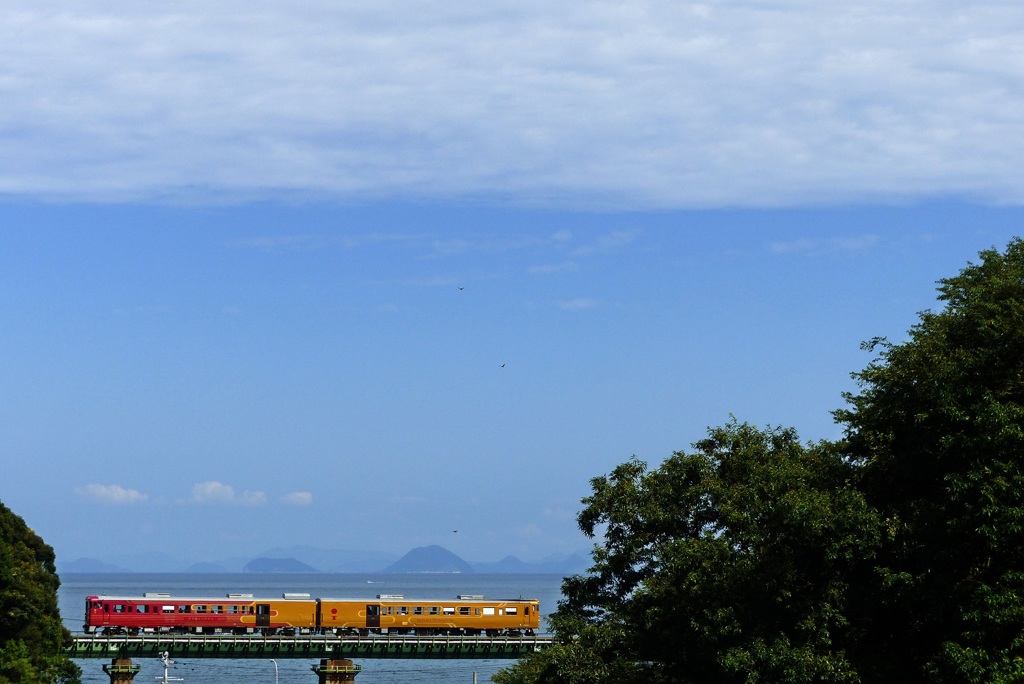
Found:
366,604 -> 380,630
256,604 -> 271,628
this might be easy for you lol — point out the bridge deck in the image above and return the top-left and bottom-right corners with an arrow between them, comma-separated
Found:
68,633 -> 553,659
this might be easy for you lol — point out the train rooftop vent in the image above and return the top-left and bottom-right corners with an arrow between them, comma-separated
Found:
283,593 -> 311,600
457,595 -> 484,600
376,594 -> 404,600
227,593 -> 254,598
143,593 -> 172,598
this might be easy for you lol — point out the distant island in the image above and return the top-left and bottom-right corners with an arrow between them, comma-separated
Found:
57,544 -> 591,575
243,557 -> 318,573
383,545 -> 474,573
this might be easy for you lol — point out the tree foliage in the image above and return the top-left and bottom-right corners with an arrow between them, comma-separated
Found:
0,502 -> 80,684
497,237 -> 1024,684
498,422 -> 879,684
835,238 -> 1024,682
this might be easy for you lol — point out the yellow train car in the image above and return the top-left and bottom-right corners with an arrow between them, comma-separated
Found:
318,594 -> 540,636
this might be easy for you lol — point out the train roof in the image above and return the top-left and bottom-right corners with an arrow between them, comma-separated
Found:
85,594 -> 310,602
318,596 -> 538,602
85,594 -> 538,603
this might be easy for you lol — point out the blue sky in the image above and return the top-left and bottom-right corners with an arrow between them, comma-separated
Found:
1,1 -> 1023,565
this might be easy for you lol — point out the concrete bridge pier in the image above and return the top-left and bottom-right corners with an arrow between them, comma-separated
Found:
102,658 -> 141,684
312,658 -> 362,683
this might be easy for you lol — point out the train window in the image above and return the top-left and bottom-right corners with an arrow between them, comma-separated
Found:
483,608 -> 495,616
429,607 -> 439,615
525,606 -> 530,615
228,606 -> 240,615
137,605 -> 147,614
212,605 -> 223,614
506,607 -> 518,615
458,607 -> 471,616
387,607 -> 394,615
163,606 -> 175,614
413,607 -> 423,615
475,608 -> 481,615
114,604 -> 125,613
196,605 -> 207,614
398,606 -> 409,615
443,607 -> 455,615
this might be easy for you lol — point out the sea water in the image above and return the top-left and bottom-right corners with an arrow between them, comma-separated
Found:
59,573 -> 565,684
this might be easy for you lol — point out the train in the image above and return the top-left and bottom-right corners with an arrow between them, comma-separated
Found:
84,592 -> 540,636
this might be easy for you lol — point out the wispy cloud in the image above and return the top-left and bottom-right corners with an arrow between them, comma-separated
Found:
237,234 -> 416,252
571,231 -> 638,257
77,484 -> 148,505
3,2 -> 1021,207
281,491 -> 313,505
556,298 -> 600,311
768,238 -> 816,255
190,481 -> 266,506
769,235 -> 880,255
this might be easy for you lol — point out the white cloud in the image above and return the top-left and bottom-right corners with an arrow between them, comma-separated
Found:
190,481 -> 266,506
240,490 -> 267,506
282,491 -> 313,505
77,484 -> 148,505
1,2 -> 1023,207
191,481 -> 236,504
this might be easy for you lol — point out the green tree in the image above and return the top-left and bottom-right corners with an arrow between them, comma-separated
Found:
0,501 -> 80,684
499,237 -> 1024,684
836,238 -> 1024,682
497,421 -> 878,684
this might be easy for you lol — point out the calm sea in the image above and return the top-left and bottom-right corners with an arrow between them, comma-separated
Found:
59,573 -> 565,684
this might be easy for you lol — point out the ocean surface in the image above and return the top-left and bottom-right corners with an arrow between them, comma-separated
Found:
59,573 -> 566,684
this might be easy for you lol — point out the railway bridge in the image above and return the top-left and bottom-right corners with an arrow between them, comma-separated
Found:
70,634 -> 553,683
68,632 -> 553,659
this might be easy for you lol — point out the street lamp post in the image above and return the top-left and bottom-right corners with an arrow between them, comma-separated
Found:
270,659 -> 278,684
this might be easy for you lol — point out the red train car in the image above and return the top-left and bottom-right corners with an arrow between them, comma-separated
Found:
83,593 -> 317,635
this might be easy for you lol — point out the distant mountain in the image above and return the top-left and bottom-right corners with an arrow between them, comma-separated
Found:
243,557 -> 318,573
255,545 -> 398,573
206,556 -> 251,573
104,551 -> 181,573
59,545 -> 591,575
58,557 -> 129,573
470,551 -> 591,574
384,545 -> 473,573
470,555 -> 532,573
